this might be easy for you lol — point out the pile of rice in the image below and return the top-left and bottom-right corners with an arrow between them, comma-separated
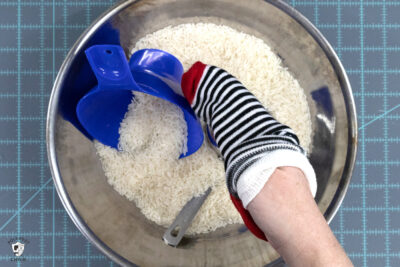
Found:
95,23 -> 312,234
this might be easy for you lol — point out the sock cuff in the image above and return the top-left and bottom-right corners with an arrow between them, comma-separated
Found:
237,149 -> 317,208
181,61 -> 207,104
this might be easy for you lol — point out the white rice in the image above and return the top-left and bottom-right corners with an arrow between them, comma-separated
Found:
95,23 -> 312,234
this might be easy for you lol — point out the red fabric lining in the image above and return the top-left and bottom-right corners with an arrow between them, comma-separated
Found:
181,61 -> 206,105
230,194 -> 268,241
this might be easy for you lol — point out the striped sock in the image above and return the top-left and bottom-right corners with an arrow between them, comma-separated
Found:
181,62 -> 316,241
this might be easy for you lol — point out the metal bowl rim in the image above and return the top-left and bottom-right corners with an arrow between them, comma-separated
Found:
46,0 -> 358,266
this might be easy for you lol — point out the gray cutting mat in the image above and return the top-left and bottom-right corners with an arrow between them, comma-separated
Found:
0,0 -> 399,266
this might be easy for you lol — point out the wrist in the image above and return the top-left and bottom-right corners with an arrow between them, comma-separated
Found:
247,167 -> 314,246
236,150 -> 317,208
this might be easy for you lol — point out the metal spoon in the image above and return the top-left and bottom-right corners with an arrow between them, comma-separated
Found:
163,187 -> 212,247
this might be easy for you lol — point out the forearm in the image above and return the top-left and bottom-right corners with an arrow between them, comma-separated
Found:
247,167 -> 353,267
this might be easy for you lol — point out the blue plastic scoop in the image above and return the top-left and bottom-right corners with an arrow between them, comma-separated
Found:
76,45 -> 204,158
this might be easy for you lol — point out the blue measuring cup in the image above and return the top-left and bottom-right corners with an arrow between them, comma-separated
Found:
76,45 -> 204,158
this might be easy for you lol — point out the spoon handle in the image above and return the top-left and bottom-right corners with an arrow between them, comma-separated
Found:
163,187 -> 212,247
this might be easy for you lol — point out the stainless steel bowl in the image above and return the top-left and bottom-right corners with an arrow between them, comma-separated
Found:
47,0 -> 357,266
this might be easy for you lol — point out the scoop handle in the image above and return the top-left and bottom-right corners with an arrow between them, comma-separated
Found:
85,45 -> 136,90
163,188 -> 212,247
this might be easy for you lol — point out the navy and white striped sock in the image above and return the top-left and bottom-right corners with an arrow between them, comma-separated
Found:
181,62 -> 316,241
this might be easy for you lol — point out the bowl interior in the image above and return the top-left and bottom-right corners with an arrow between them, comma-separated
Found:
50,0 -> 356,266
